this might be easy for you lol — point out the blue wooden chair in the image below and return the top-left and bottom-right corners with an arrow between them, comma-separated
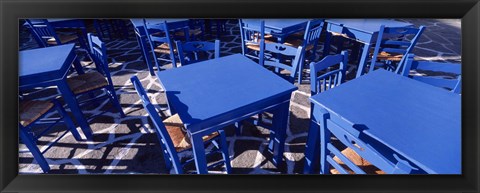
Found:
174,19 -> 205,40
283,19 -> 325,83
309,50 -> 349,94
368,25 -> 425,74
402,54 -> 461,94
24,19 -> 87,49
175,40 -> 220,66
143,19 -> 178,69
130,75 -> 231,174
93,19 -> 129,40
239,19 -> 268,60
65,33 -> 125,119
259,41 -> 304,84
19,99 -> 82,173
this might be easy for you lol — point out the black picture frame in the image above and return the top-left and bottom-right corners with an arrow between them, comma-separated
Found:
1,0 -> 479,192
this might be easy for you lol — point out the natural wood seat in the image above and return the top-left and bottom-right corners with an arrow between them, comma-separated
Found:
330,147 -> 385,174
374,51 -> 404,61
154,43 -> 176,54
47,33 -> 79,45
67,72 -> 108,95
163,114 -> 219,152
174,29 -> 202,37
283,38 -> 315,51
19,100 -> 55,127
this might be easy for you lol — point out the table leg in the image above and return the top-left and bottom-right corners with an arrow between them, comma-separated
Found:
57,80 -> 93,140
270,101 -> 289,166
315,107 -> 331,174
303,115 -> 320,174
355,42 -> 372,78
190,132 -> 209,174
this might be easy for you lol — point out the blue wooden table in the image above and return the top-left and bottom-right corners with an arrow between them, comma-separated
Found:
241,19 -> 310,42
323,19 -> 413,78
304,69 -> 460,174
157,54 -> 297,173
130,19 -> 190,75
19,44 -> 93,140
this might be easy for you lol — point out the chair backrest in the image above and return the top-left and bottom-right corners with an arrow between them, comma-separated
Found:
175,40 -> 220,66
370,25 -> 425,74
310,50 -> 349,94
302,19 -> 324,47
143,19 -> 173,46
402,54 -> 461,94
259,41 -> 304,83
25,19 -> 61,46
87,33 -> 114,85
238,19 -> 265,56
130,75 -> 183,173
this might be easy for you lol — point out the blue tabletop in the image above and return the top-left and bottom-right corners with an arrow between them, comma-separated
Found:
130,19 -> 189,28
310,69 -> 461,174
326,19 -> 413,33
242,19 -> 310,32
19,44 -> 76,86
157,54 -> 297,129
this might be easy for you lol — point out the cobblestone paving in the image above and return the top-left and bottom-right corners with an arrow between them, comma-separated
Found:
19,19 -> 461,174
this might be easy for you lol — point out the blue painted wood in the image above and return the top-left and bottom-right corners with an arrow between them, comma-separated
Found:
259,41 -> 304,83
156,54 -> 297,173
143,19 -> 178,70
19,99 -> 82,173
369,25 -> 425,74
86,33 -> 125,117
309,50 -> 348,94
310,69 -> 461,174
323,19 -> 413,78
130,19 -> 190,75
175,40 -> 220,66
24,19 -> 87,49
238,19 -> 265,60
19,44 -> 93,140
403,54 -> 461,93
241,19 -> 310,42
130,76 -> 231,174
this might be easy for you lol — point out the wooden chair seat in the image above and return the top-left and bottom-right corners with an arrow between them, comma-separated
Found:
174,29 -> 203,37
163,114 -> 219,152
283,38 -> 315,50
374,51 -> 404,61
67,72 -> 108,95
19,100 -> 55,127
330,147 -> 385,174
154,43 -> 176,54
47,33 -> 79,45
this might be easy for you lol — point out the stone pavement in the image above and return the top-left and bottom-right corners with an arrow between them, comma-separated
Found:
19,19 -> 461,174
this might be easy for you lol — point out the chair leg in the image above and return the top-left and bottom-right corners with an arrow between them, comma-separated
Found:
218,130 -> 231,174
107,86 -> 125,117
159,139 -> 173,173
53,100 -> 83,141
19,127 -> 50,173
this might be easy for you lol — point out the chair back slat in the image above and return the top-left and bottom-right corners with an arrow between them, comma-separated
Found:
239,19 -> 265,57
87,33 -> 115,85
310,51 -> 348,94
130,76 -> 183,173
25,19 -> 61,46
176,40 -> 220,66
370,25 -> 425,75
143,19 -> 178,68
303,19 -> 324,46
259,40 -> 304,83
403,54 -> 461,93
